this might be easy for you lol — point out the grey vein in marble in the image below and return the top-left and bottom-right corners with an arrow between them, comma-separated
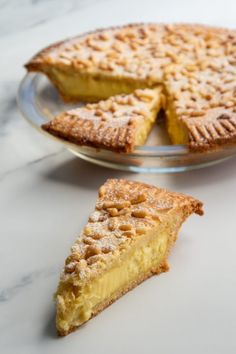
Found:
0,81 -> 18,136
0,0 -> 106,37
0,149 -> 63,182
0,79 -> 63,178
0,266 -> 58,302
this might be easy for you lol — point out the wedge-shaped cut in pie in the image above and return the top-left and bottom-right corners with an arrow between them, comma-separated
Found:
42,87 -> 162,152
26,23 -> 236,151
55,179 -> 203,336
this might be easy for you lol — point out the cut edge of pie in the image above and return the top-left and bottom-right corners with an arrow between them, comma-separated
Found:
25,26 -> 152,103
42,87 -> 163,153
55,178 -> 203,336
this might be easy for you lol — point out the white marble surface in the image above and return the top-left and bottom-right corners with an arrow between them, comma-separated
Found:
1,0 -> 236,353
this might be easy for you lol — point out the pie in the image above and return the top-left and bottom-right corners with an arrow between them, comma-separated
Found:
26,23 -> 236,152
42,87 -> 163,152
55,178 -> 203,336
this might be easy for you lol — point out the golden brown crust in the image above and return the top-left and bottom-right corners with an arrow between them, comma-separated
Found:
43,112 -> 135,153
184,109 -> 236,151
42,88 -> 162,153
99,179 -> 204,216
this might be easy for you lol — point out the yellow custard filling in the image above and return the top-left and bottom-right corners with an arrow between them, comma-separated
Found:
165,99 -> 189,145
134,88 -> 162,146
49,68 -> 149,101
56,230 -> 169,333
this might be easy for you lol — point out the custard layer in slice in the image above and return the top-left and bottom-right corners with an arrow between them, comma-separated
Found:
56,179 -> 203,336
42,87 -> 162,153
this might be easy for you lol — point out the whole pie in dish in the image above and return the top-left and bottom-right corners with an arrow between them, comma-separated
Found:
55,179 -> 203,336
26,23 -> 236,152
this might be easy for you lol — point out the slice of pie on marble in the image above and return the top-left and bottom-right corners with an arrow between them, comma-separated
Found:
55,179 -> 203,336
26,23 -> 236,151
42,87 -> 163,153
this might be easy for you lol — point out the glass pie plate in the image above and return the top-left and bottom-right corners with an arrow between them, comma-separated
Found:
18,73 -> 236,173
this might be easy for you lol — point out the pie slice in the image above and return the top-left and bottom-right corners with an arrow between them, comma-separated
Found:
25,23 -> 236,151
55,179 -> 203,336
42,87 -> 163,153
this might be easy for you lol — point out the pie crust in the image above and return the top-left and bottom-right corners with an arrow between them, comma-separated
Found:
42,87 -> 162,152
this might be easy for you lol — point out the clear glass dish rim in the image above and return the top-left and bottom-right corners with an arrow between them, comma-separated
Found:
17,72 -> 236,160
